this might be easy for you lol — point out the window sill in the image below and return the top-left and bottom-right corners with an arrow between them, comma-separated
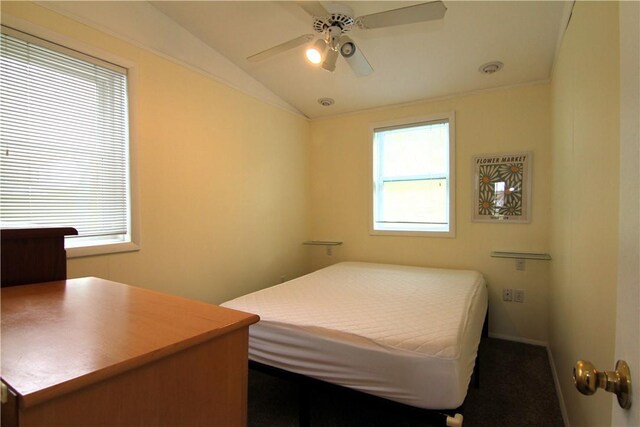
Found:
66,241 -> 140,258
370,229 -> 455,238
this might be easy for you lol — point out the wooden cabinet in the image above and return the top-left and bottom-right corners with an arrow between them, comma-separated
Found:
1,277 -> 259,426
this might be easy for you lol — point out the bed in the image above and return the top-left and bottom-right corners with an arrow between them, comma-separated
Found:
222,261 -> 488,423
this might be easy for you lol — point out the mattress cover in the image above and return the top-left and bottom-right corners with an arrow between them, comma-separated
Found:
222,261 -> 488,409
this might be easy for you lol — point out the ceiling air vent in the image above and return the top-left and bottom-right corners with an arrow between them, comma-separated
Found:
318,97 -> 335,107
479,61 -> 504,74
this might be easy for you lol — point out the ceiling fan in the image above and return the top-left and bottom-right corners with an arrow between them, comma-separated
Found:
247,1 -> 447,77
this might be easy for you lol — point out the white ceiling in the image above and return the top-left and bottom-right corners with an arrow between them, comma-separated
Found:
33,1 -> 570,119
150,1 -> 570,119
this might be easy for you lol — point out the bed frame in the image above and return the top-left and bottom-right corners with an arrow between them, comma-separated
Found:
249,310 -> 489,427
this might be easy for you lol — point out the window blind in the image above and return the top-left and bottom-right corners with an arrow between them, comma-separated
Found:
372,116 -> 454,234
0,29 -> 130,245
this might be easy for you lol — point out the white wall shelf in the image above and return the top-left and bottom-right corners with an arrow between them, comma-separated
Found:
303,241 -> 343,256
303,241 -> 343,246
491,251 -> 552,260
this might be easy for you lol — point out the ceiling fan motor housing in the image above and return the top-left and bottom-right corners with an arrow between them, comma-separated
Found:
313,14 -> 355,34
246,1 -> 447,78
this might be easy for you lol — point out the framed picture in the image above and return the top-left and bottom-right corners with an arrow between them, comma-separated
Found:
472,152 -> 532,223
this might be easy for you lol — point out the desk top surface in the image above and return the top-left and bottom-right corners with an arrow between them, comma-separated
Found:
1,277 -> 259,408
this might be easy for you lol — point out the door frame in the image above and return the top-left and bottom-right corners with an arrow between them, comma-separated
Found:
611,2 -> 640,426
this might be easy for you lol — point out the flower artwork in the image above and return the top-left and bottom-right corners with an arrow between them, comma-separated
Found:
473,152 -> 531,223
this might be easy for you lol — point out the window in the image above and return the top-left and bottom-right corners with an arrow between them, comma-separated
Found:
0,26 -> 137,256
372,113 -> 455,236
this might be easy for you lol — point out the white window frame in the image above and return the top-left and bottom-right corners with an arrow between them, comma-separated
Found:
369,112 -> 456,238
0,22 -> 140,258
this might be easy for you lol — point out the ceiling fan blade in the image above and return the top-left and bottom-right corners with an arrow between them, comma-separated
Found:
339,36 -> 373,77
356,1 -> 447,30
247,34 -> 315,62
296,1 -> 329,17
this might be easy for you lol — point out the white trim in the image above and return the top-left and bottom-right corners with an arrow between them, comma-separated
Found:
26,1 -> 305,119
67,241 -> 139,259
127,64 -> 142,259
550,1 -> 576,78
12,3 -> 555,122
488,332 -> 570,426
613,1 -> 640,425
0,15 -> 137,71
369,112 -> 456,238
546,345 -> 572,427
1,22 -> 141,258
1,24 -> 126,74
487,332 -> 547,348
313,79 -> 550,122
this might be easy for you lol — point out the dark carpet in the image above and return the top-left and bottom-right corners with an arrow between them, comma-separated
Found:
248,338 -> 565,427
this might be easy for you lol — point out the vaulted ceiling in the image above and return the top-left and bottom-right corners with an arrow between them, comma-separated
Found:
39,1 -> 571,119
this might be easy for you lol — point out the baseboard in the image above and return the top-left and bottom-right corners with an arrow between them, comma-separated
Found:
487,332 -> 547,347
546,346 -> 571,427
486,332 -> 570,426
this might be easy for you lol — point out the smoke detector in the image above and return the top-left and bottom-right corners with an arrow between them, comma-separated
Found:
318,97 -> 335,107
479,61 -> 504,74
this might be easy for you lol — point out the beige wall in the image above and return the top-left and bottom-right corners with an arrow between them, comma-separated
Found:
1,2 -> 311,304
309,84 -> 552,342
549,2 -> 620,426
4,11 -> 627,425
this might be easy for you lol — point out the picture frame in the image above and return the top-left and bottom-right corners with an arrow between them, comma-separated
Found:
472,151 -> 532,223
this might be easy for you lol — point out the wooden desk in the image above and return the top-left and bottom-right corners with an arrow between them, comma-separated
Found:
1,277 -> 259,426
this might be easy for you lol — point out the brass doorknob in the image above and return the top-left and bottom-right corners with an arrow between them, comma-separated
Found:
573,359 -> 632,409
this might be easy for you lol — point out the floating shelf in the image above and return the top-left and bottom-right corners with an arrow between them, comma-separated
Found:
303,241 -> 343,246
303,241 -> 343,256
491,251 -> 552,260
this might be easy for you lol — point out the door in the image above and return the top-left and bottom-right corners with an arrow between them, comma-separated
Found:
611,2 -> 639,425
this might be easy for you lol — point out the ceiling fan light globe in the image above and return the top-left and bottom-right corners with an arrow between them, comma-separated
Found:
306,38 -> 327,64
340,42 -> 356,58
306,48 -> 322,64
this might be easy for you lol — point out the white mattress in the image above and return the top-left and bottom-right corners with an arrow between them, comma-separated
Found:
222,261 -> 487,409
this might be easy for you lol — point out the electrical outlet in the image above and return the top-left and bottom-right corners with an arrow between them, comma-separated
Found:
515,258 -> 525,271
502,288 -> 513,302
514,289 -> 525,303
